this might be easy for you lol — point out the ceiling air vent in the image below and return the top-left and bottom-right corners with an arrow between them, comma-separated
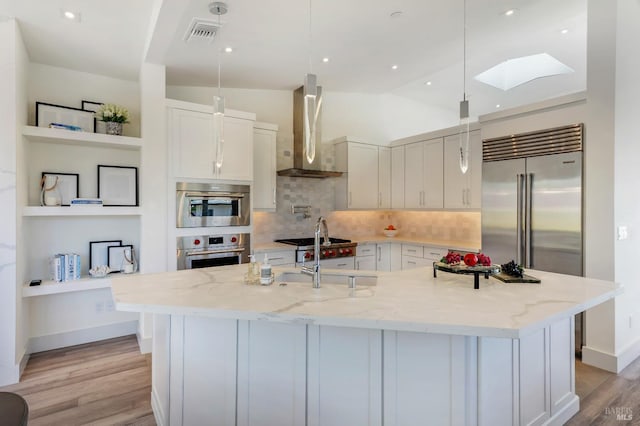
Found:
184,18 -> 220,43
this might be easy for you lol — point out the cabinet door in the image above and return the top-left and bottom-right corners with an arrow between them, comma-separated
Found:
423,139 -> 443,208
378,147 -> 391,209
377,243 -> 390,272
218,116 -> 254,181
391,146 -> 405,209
423,246 -> 447,262
170,108 -> 215,179
253,128 -> 277,210
390,243 -> 402,271
444,130 -> 481,209
348,144 -> 379,208
404,142 -> 424,208
356,256 -> 376,271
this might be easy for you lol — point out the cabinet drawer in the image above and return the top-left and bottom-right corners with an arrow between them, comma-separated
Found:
401,256 -> 432,270
402,245 -> 423,258
321,257 -> 355,269
256,250 -> 295,266
357,243 -> 376,257
423,246 -> 447,261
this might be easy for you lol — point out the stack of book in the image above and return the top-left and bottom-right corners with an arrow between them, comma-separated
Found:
49,253 -> 81,282
70,198 -> 103,207
49,123 -> 83,131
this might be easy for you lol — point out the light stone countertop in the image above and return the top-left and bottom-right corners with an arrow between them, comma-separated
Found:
110,264 -> 620,339
252,242 -> 296,252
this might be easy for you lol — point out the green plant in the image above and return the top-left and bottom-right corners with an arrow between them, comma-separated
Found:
95,103 -> 129,123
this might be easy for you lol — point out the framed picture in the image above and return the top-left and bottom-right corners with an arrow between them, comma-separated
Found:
81,100 -> 103,112
108,244 -> 133,273
36,102 -> 96,132
97,165 -> 138,206
41,172 -> 79,206
89,240 -> 122,269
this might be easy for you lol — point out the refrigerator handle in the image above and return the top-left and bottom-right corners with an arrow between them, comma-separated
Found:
516,174 -> 524,266
525,173 -> 533,268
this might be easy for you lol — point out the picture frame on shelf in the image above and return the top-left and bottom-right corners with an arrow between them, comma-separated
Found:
81,100 -> 106,134
108,244 -> 133,273
36,101 -> 96,133
89,240 -> 122,270
41,172 -> 79,206
97,165 -> 138,206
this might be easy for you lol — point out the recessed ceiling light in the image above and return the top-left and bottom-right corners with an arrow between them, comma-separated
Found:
425,81 -> 432,86
322,57 -> 329,63
64,11 -> 75,19
224,46 -> 233,53
504,9 -> 515,16
391,65 -> 398,70
561,29 -> 569,34
60,9 -> 81,22
496,104 -> 501,108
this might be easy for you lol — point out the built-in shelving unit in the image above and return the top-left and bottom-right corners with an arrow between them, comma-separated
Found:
22,206 -> 141,217
22,125 -> 142,150
22,276 -> 112,297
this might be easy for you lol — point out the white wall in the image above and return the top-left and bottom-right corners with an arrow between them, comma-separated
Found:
28,63 -> 141,137
612,0 -> 640,369
0,18 -> 20,386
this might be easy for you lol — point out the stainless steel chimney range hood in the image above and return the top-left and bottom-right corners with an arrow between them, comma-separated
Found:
277,85 -> 342,179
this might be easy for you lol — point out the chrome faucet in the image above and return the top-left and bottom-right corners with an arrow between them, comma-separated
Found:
301,216 -> 330,288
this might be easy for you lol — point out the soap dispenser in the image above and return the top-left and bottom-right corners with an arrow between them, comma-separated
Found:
260,254 -> 272,285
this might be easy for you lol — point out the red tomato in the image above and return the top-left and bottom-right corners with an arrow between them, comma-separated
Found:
463,253 -> 478,266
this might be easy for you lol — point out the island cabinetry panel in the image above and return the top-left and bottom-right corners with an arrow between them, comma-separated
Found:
168,103 -> 255,181
252,123 -> 278,211
237,321 -> 307,426
443,130 -> 482,209
307,326 -> 383,426
549,317 -> 574,417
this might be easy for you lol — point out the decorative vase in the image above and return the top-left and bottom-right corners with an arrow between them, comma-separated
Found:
105,122 -> 123,136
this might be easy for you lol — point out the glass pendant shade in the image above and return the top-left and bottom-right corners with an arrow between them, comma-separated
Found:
303,73 -> 320,164
213,95 -> 225,169
459,99 -> 470,174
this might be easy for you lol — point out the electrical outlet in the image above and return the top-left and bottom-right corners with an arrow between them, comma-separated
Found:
617,226 -> 628,240
96,301 -> 104,313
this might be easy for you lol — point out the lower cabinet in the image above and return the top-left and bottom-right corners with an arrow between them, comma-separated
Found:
321,257 -> 355,269
356,243 -> 376,271
254,249 -> 295,267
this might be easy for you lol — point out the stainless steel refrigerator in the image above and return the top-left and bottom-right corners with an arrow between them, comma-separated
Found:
481,124 -> 584,352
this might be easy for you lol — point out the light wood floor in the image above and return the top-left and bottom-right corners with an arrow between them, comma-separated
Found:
2,335 -> 639,425
0,335 -> 155,426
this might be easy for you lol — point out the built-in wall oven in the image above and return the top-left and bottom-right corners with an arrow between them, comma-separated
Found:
177,234 -> 250,270
176,182 -> 250,228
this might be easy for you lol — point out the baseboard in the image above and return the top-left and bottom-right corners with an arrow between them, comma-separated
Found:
28,321 -> 138,353
581,346 -> 618,372
18,351 -> 29,378
151,387 -> 167,426
616,336 -> 640,373
545,395 -> 579,425
136,331 -> 152,354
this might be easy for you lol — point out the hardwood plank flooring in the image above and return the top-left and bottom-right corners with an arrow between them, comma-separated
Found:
0,335 -> 155,426
2,334 -> 639,425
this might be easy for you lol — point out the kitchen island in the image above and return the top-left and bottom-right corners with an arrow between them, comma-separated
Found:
111,265 -> 619,426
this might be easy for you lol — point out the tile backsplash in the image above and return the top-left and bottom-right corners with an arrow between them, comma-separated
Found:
253,176 -> 481,245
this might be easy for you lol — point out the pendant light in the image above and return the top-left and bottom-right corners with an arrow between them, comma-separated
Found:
303,0 -> 321,164
458,0 -> 470,174
210,2 -> 227,170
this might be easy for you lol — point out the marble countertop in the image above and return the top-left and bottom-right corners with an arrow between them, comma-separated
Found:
110,264 -> 620,339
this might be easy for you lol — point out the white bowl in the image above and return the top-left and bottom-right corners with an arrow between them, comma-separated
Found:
383,229 -> 398,238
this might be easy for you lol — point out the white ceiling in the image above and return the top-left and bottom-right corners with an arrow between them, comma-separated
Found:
2,0 -> 587,117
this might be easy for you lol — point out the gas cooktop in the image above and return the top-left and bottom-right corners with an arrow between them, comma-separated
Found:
275,237 -> 351,247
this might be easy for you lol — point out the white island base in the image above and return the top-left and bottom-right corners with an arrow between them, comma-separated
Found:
153,314 -> 576,426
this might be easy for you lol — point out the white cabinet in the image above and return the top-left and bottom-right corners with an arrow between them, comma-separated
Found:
404,138 -> 443,209
356,243 -> 377,271
169,101 -> 255,181
401,244 -> 444,270
391,146 -> 405,209
443,130 -> 481,209
335,140 -> 390,210
378,147 -> 391,208
253,123 -> 278,211
321,257 -> 355,270
423,246 -> 447,262
254,250 -> 295,267
376,242 -> 402,272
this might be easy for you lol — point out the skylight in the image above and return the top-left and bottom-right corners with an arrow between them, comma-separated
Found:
474,53 -> 574,91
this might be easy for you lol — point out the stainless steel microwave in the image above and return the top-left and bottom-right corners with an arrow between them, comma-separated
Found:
176,182 -> 250,228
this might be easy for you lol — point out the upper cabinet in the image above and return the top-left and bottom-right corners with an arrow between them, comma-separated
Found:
443,130 -> 481,209
253,122 -> 278,211
391,146 -> 405,209
334,140 -> 390,210
168,100 -> 255,181
403,138 -> 443,209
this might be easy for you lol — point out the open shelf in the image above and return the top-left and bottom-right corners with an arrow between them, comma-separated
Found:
23,276 -> 112,297
23,125 -> 142,151
23,206 -> 142,217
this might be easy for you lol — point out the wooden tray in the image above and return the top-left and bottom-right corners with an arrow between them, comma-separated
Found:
492,272 -> 541,283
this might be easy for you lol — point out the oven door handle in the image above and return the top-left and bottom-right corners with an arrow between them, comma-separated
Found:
185,192 -> 246,198
185,248 -> 246,257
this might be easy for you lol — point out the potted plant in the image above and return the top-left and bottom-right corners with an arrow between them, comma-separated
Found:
95,103 -> 129,135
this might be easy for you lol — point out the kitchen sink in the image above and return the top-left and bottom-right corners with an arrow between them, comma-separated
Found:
274,269 -> 377,287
